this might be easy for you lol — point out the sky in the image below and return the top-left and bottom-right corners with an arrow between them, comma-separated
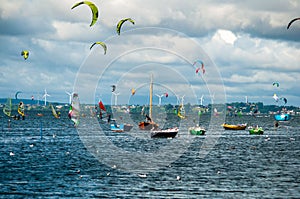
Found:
0,0 -> 300,106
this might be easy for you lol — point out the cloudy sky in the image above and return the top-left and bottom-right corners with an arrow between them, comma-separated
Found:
0,0 -> 300,106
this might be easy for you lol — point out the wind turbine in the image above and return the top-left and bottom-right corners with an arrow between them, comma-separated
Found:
42,89 -> 50,106
180,95 -> 185,106
155,94 -> 164,106
210,93 -> 215,105
175,94 -> 180,105
65,91 -> 74,104
112,92 -> 120,106
199,95 -> 204,106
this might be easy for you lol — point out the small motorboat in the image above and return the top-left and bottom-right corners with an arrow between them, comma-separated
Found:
274,113 -> 290,121
150,127 -> 179,138
188,126 -> 206,135
248,126 -> 264,135
222,123 -> 247,130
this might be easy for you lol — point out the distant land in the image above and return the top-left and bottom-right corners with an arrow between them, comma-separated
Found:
1,98 -> 299,115
0,98 -> 66,106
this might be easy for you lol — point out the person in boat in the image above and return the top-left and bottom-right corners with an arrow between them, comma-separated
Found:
145,114 -> 152,122
107,114 -> 111,123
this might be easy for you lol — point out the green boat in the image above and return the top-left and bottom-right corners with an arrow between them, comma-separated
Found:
189,126 -> 206,135
249,127 -> 264,135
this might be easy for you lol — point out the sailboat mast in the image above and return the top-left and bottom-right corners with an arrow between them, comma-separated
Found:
149,74 -> 153,119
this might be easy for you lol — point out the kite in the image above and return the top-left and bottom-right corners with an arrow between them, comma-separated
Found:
90,41 -> 107,55
21,50 -> 29,60
272,82 -> 279,87
193,60 -> 205,74
287,17 -> 300,29
15,91 -> 22,100
71,1 -> 99,27
131,88 -> 136,95
116,18 -> 135,35
111,85 -> 116,92
273,93 -> 279,102
164,93 -> 168,98
280,97 -> 287,105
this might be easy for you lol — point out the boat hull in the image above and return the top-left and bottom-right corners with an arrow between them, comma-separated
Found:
249,128 -> 264,135
110,123 -> 124,132
138,121 -> 159,130
274,114 -> 290,121
222,123 -> 247,130
124,124 -> 133,132
151,128 -> 178,138
189,127 -> 206,135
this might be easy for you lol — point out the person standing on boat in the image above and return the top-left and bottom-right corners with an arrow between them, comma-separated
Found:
107,114 -> 111,123
146,114 -> 152,122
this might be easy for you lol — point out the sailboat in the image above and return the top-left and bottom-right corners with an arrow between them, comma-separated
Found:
189,110 -> 206,135
50,104 -> 60,119
68,93 -> 80,126
138,74 -> 159,130
138,74 -> 178,138
17,101 -> 25,120
98,100 -> 133,132
177,96 -> 186,119
3,98 -> 12,118
4,98 -> 24,120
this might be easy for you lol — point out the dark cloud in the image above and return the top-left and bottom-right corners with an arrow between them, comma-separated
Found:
0,17 -> 55,36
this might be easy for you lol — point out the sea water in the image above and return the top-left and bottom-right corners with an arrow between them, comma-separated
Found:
0,111 -> 299,198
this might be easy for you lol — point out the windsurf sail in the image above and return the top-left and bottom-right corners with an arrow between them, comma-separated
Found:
3,98 -> 12,117
98,101 -> 106,112
98,100 -> 107,119
177,104 -> 185,119
50,104 -> 60,119
17,101 -> 25,119
69,93 -> 80,126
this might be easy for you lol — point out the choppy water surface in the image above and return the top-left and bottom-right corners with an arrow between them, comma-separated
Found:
0,112 -> 299,198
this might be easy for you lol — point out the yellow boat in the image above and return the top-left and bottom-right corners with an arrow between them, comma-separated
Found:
222,123 -> 247,130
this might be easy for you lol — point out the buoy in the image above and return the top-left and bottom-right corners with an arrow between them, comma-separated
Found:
176,176 -> 181,180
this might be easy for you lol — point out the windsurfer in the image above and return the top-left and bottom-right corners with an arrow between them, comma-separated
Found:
274,121 -> 279,128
